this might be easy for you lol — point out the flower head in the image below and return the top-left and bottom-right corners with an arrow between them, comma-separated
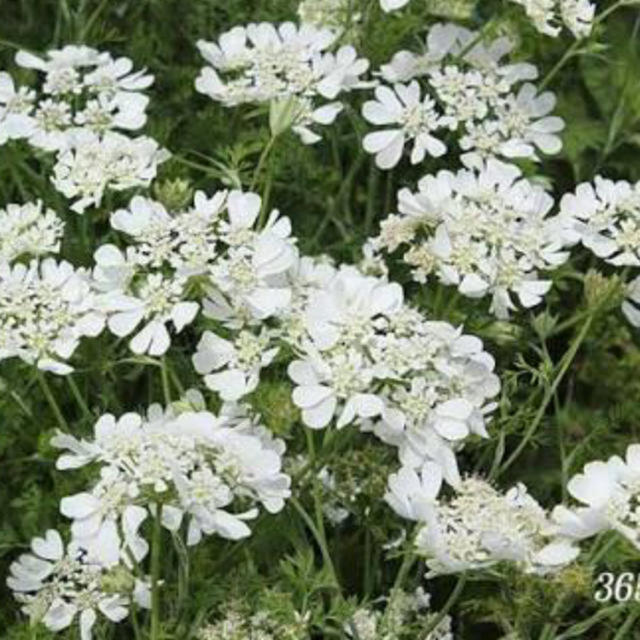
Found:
7,529 -> 148,640
52,401 -> 291,559
195,22 -> 369,144
371,159 -> 570,318
0,258 -> 104,374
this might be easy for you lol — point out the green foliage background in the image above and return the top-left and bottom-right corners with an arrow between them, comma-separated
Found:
2,0 -> 640,638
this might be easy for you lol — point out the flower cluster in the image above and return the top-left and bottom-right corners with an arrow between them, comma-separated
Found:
0,72 -> 34,145
552,444 -> 640,550
345,587 -> 453,640
52,396 -> 291,564
371,159 -> 569,318
10,44 -> 153,151
195,22 -> 369,143
7,529 -> 149,640
364,23 -> 563,169
0,258 -> 104,374
297,0 -> 359,31
560,176 -> 640,268
286,265 -> 500,485
386,463 -> 580,576
94,189 -> 295,356
52,130 -> 169,213
560,176 -> 640,327
509,0 -> 596,39
0,200 -> 64,264
2,45 -> 167,211
198,601 -> 310,640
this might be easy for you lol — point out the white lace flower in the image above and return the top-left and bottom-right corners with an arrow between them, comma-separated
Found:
100,270 -> 199,356
14,45 -> 153,151
286,265 -> 499,484
362,81 -> 449,169
560,0 -> 596,39
387,471 -> 579,576
380,0 -> 411,11
7,529 -> 149,640
509,0 -> 595,39
553,445 -> 640,549
369,23 -> 560,168
559,176 -> 640,266
95,189 -> 295,355
52,401 -> 291,557
195,22 -> 369,143
380,24 -> 462,83
82,56 -> 154,98
208,199 -> 296,321
74,92 -> 149,134
0,259 -> 104,374
52,130 -> 169,213
12,45 -> 153,156
372,159 -> 570,318
0,72 -> 35,144
0,201 -> 64,264
495,83 -> 564,160
193,328 -> 279,400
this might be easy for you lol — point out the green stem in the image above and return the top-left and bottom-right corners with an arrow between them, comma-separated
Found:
67,375 -> 91,421
79,0 -> 110,41
539,0 -> 629,91
422,575 -> 467,635
290,496 -> 341,593
380,549 -> 417,627
150,504 -> 163,640
129,596 -> 144,640
160,358 -> 171,405
250,135 -> 278,193
494,314 -> 593,478
613,609 -> 640,640
35,369 -> 68,431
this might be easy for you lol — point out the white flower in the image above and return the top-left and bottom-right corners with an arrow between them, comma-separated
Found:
380,0 -> 411,12
496,83 -> 564,159
74,91 -> 150,134
372,159 -> 570,318
7,529 -> 148,640
380,24 -> 464,83
95,189 -> 295,355
370,23 -> 556,167
14,45 -> 153,152
285,265 -> 499,484
209,236 -> 295,322
559,176 -> 640,266
390,475 -> 579,576
362,81 -> 449,169
0,258 -> 104,374
0,201 -> 64,264
52,402 -> 291,555
509,0 -> 561,36
385,462 -> 443,521
509,0 -> 595,39
195,22 -> 368,143
554,445 -> 640,549
52,130 -> 169,213
82,56 -> 154,98
0,72 -> 35,144
193,328 -> 279,401
561,0 -> 596,39
101,271 -> 199,356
